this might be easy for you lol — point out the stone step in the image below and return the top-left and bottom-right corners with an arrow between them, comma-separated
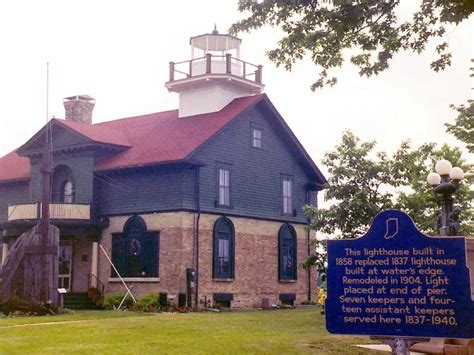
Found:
63,292 -> 99,310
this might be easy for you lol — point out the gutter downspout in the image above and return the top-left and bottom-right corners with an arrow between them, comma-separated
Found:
307,190 -> 319,302
194,166 -> 201,308
307,224 -> 312,302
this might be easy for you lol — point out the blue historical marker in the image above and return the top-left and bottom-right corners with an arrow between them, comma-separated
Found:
326,210 -> 474,339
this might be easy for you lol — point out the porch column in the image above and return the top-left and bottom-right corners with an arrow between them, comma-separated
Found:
1,241 -> 8,266
91,241 -> 98,288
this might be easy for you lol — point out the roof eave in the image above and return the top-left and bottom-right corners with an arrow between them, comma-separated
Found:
0,177 -> 30,184
94,158 -> 205,173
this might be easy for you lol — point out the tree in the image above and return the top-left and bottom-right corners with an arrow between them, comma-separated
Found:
446,102 -> 474,153
446,59 -> 474,153
302,130 -> 395,279
230,0 -> 474,89
392,141 -> 473,235
306,130 -> 395,239
303,131 -> 473,277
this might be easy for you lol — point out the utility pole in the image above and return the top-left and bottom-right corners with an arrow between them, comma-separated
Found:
39,62 -> 53,303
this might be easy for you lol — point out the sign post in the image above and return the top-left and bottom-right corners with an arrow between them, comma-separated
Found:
326,210 -> 474,354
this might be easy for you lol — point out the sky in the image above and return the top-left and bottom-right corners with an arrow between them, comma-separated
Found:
0,0 -> 472,181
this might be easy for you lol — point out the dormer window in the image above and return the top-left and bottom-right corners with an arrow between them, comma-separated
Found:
62,180 -> 74,204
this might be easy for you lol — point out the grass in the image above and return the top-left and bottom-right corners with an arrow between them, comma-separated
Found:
0,307 -> 383,354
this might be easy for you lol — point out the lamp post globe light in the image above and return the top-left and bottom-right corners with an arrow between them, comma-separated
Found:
427,159 -> 465,236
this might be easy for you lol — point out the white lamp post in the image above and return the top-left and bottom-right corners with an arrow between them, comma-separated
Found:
426,159 -> 464,236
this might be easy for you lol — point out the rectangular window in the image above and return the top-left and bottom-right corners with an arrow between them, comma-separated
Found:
282,178 -> 292,214
217,164 -> 231,207
252,128 -> 262,148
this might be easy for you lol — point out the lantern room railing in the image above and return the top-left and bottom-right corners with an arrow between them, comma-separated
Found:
168,53 -> 263,84
7,203 -> 91,221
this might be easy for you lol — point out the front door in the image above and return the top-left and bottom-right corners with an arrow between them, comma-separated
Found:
58,244 -> 73,291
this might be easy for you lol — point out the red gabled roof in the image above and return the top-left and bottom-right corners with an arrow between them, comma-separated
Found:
94,94 -> 263,170
0,151 -> 30,182
0,94 -> 263,181
58,119 -> 131,148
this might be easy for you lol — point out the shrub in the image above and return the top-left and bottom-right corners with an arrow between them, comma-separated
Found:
317,288 -> 327,307
103,292 -> 133,310
135,293 -> 159,312
2,298 -> 58,316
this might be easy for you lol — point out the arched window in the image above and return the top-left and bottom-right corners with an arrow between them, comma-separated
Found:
52,165 -> 75,203
62,180 -> 74,203
278,224 -> 297,280
213,217 -> 235,279
111,215 -> 159,278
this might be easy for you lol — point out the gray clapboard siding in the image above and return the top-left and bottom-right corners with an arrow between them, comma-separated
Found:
95,165 -> 196,215
0,182 -> 30,223
192,102 -> 314,223
0,100 -> 320,224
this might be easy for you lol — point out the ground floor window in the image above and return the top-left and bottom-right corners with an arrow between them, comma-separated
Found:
111,215 -> 159,278
278,224 -> 297,280
213,217 -> 235,279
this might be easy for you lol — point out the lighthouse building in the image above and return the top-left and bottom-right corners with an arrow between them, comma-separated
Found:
0,30 -> 326,308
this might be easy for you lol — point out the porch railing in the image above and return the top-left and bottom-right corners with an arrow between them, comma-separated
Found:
169,53 -> 262,84
7,203 -> 91,221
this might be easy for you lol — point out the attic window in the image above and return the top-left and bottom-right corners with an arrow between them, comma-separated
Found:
252,128 -> 262,149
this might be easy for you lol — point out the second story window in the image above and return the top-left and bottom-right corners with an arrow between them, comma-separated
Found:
252,128 -> 262,148
217,163 -> 231,207
62,180 -> 74,204
282,177 -> 292,214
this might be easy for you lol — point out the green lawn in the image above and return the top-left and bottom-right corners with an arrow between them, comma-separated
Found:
0,307 -> 382,354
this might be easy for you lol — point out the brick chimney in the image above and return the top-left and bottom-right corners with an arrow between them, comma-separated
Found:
63,95 -> 95,124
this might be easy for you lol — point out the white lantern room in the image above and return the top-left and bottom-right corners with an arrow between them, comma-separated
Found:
166,28 -> 265,118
